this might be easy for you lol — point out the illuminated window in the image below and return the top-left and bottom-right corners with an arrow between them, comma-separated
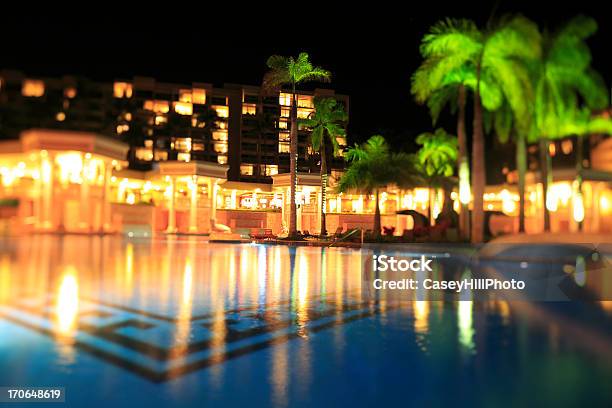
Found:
214,142 -> 228,154
174,138 -> 192,152
173,101 -> 193,115
116,124 -> 129,134
216,121 -> 228,130
279,142 -> 290,153
192,88 -> 206,104
278,119 -> 288,129
240,164 -> 254,176
22,80 -> 45,97
297,95 -> 314,108
242,103 -> 257,115
144,100 -> 169,113
280,107 -> 290,118
217,155 -> 228,164
178,89 -> 192,103
298,108 -> 313,119
113,82 -> 133,98
135,147 -> 153,161
56,112 -> 66,122
177,152 -> 191,162
192,117 -> 205,128
212,131 -> 228,141
155,115 -> 167,125
263,164 -> 278,176
144,140 -> 153,148
64,87 -> 77,99
279,131 -> 290,142
279,93 -> 292,106
154,151 -> 168,161
213,105 -> 229,118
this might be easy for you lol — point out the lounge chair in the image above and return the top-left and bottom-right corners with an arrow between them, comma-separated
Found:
332,226 -> 343,238
249,228 -> 277,240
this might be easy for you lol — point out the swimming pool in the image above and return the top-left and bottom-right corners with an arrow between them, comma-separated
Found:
0,236 -> 610,407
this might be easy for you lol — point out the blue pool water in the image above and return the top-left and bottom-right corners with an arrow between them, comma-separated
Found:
0,236 -> 610,407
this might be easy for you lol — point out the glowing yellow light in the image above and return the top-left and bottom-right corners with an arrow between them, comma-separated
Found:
459,161 -> 471,204
413,301 -> 429,334
500,189 -> 516,215
173,101 -> 193,115
56,112 -> 66,122
573,191 -> 585,223
113,82 -> 132,98
600,195 -> 610,213
22,80 -> 45,97
56,269 -> 79,337
213,105 -> 229,118
55,152 -> 83,184
458,300 -> 474,351
414,188 -> 429,203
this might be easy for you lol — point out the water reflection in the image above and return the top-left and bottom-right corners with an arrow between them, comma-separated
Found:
55,266 -> 79,338
0,235 -> 609,404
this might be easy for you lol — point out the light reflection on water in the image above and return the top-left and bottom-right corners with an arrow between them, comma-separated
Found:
0,235 -> 610,406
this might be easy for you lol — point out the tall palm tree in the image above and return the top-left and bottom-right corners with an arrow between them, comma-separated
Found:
412,54 -> 504,240
300,97 -> 348,236
337,136 -> 419,237
532,16 -> 608,231
262,53 -> 331,238
414,128 -> 458,223
419,16 -> 540,242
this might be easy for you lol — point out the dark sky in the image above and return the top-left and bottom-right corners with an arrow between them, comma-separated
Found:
2,2 -> 610,151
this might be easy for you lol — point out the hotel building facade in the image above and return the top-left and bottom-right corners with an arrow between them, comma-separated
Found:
0,70 -> 611,237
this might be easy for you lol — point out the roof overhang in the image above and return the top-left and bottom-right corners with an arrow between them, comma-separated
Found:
157,160 -> 228,180
20,129 -> 129,162
271,172 -> 321,188
220,180 -> 272,192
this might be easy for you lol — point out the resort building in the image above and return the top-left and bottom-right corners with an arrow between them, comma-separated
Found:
0,71 -> 610,237
0,70 -> 348,183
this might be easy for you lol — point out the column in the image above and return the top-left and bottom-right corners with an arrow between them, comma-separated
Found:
189,176 -> 198,233
209,179 -> 218,225
100,161 -> 113,232
79,153 -> 91,231
166,176 -> 177,233
40,153 -> 54,230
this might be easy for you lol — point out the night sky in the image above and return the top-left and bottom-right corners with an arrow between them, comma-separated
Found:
2,2 -> 610,152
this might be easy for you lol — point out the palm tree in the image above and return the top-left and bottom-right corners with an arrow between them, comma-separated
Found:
418,16 -> 540,242
532,16 -> 608,231
412,52 -> 504,240
262,53 -> 331,238
337,136 -> 419,237
414,128 -> 458,223
300,97 -> 348,236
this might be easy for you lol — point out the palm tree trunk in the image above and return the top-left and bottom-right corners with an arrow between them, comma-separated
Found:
457,84 -> 470,240
517,132 -> 526,233
539,138 -> 552,231
471,65 -> 485,243
575,136 -> 584,231
374,189 -> 381,238
319,138 -> 328,236
428,184 -> 435,225
289,86 -> 298,237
